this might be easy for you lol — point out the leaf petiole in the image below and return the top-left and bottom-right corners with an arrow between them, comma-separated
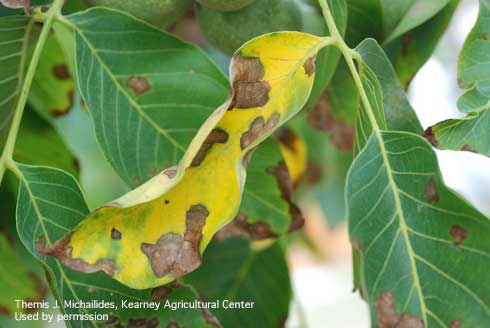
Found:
0,0 -> 65,184
317,0 -> 380,133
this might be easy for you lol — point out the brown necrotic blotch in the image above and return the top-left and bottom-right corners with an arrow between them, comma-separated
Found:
422,126 -> 438,148
240,113 -> 280,150
141,204 -> 209,279
307,94 -> 354,152
150,286 -> 172,301
375,292 -> 423,328
127,76 -> 150,96
450,224 -> 467,246
191,128 -> 229,167
215,160 -> 304,241
37,234 -> 116,276
425,178 -> 439,203
449,319 -> 463,328
229,54 -> 270,109
303,56 -> 316,77
53,64 -> 71,80
162,165 -> 178,179
111,228 -> 122,240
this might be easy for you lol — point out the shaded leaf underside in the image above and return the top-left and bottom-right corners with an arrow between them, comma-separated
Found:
348,131 -> 490,326
430,0 -> 490,155
0,15 -> 32,148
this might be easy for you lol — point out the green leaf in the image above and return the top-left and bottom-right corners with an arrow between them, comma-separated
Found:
427,113 -> 490,155
385,0 -> 459,88
344,0 -> 456,86
14,108 -> 79,176
346,0 -> 451,45
14,164 -> 217,327
324,60 -> 358,126
357,39 -> 422,134
239,138 -> 296,235
185,238 -> 291,328
428,0 -> 490,155
28,31 -> 75,119
353,58 -> 387,153
0,233 -> 45,315
41,30 -> 327,290
458,0 -> 490,113
384,0 -> 453,44
0,15 -> 33,149
69,7 -> 229,187
344,0 -> 383,46
347,131 -> 490,326
295,114 -> 353,225
221,131 -> 306,239
305,0 -> 347,109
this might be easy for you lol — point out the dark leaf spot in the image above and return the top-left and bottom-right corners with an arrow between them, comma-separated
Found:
53,64 -> 71,80
275,128 -> 296,151
305,162 -> 322,184
401,34 -> 412,57
307,94 -> 354,152
51,89 -> 74,117
449,319 -> 463,328
303,56 -> 316,77
351,239 -> 361,251
163,165 -> 178,179
216,161 -> 304,241
0,306 -> 10,315
422,127 -> 438,147
242,146 -> 257,168
148,166 -> 157,175
450,225 -> 467,246
375,292 -> 423,328
72,158 -> 80,173
240,113 -> 280,150
214,213 -> 276,241
126,318 -> 159,328
0,0 -> 29,11
133,177 -> 142,186
141,205 -> 209,278
38,235 -> 116,276
164,199 -> 170,204
127,76 -> 150,96
483,32 -> 489,40
201,307 -> 222,328
375,292 -> 400,327
397,313 -> 424,328
229,55 -> 270,109
150,286 -> 172,301
461,144 -> 476,153
167,323 -> 180,328
111,228 -> 122,240
425,178 -> 439,203
191,128 -> 229,167
171,279 -> 182,288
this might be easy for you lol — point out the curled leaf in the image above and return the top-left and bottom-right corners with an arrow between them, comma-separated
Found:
44,32 -> 328,289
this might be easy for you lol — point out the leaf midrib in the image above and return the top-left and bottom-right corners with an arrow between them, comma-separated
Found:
374,130 -> 428,323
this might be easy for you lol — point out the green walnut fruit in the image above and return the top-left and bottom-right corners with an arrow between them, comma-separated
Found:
197,0 -> 256,12
197,0 -> 303,55
89,0 -> 192,28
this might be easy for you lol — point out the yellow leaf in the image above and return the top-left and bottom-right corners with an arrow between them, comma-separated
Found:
41,32 -> 329,289
277,129 -> 307,185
